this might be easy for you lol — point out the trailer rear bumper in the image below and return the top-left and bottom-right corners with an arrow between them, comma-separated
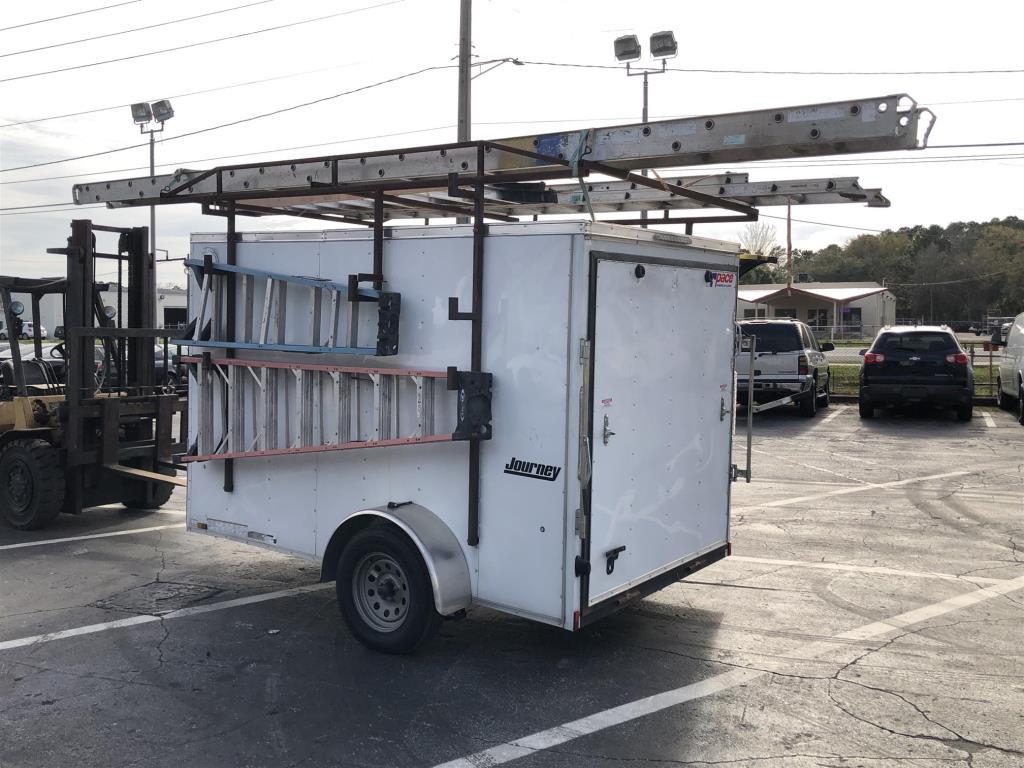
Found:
576,543 -> 729,629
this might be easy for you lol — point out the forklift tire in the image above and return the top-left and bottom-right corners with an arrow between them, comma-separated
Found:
859,400 -> 874,419
121,480 -> 175,510
121,464 -> 176,509
799,387 -> 818,417
0,439 -> 65,530
336,525 -> 441,654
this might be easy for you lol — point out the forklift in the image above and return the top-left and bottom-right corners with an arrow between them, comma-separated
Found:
0,220 -> 187,529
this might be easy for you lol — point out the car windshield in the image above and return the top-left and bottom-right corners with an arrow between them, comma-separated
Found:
741,324 -> 802,353
874,332 -> 958,353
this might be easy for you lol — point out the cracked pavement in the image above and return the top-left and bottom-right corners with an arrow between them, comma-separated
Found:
0,406 -> 1022,767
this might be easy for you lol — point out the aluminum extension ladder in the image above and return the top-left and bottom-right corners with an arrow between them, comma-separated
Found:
184,356 -> 453,463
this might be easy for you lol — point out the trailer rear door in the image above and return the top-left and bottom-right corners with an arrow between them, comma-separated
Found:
585,252 -> 734,607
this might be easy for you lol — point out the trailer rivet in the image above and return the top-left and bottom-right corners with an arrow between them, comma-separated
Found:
229,170 -> 235,177
290,164 -> 296,171
95,195 -> 100,201
850,104 -> 861,116
243,181 -> 250,188
378,169 -> 385,176
323,161 -> 330,168
773,113 -> 784,123
127,181 -> 132,187
398,153 -> 405,161
635,265 -> 646,279
539,526 -> 545,532
460,161 -> 469,170
532,139 -> 539,147
105,183 -> 110,189
826,180 -> 835,190
809,128 -> 821,139
671,140 -> 681,151
705,119 -> 715,130
642,126 -> 651,137
624,192 -> 631,200
259,168 -> 265,174
440,149 -> 447,157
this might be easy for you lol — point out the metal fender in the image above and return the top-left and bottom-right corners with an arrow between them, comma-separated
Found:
333,504 -> 471,616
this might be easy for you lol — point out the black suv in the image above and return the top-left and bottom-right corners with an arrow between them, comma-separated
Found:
859,326 -> 973,421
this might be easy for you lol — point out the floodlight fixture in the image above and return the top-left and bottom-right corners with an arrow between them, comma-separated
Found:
9,300 -> 25,317
649,30 -> 678,59
102,305 -> 117,320
151,99 -> 174,123
614,35 -> 642,62
130,102 -> 153,124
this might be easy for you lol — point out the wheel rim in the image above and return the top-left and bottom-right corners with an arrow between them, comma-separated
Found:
352,552 -> 409,633
4,457 -> 33,514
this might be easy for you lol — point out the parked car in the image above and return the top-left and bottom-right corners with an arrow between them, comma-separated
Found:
858,326 -> 973,421
994,312 -> 1024,424
16,321 -> 48,339
736,319 -> 833,417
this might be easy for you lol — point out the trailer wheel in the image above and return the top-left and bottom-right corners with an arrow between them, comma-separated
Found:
0,439 -> 65,530
336,526 -> 441,654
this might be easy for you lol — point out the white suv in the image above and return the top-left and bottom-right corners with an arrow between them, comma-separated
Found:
736,319 -> 833,417
995,312 -> 1024,424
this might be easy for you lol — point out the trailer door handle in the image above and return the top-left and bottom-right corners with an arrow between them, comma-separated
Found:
602,414 -> 616,445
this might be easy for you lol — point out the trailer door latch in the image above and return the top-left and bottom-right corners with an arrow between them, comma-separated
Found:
605,545 -> 626,574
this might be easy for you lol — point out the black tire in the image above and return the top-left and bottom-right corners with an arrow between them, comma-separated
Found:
956,403 -> 973,422
1018,385 -> 1024,426
996,378 -> 1009,410
800,386 -> 818,417
817,378 -> 830,408
336,525 -> 441,654
121,465 -> 176,509
858,399 -> 874,419
0,439 -> 65,530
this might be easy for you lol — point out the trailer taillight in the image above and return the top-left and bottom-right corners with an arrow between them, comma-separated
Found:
945,352 -> 969,364
863,352 -> 885,364
798,354 -> 809,375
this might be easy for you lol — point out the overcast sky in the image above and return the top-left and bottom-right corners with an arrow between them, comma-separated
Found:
1,0 -> 1022,287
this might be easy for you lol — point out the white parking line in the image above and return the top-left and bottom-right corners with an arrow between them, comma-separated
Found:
0,524 -> 186,551
431,573 -> 1024,768
817,404 -> 847,426
981,411 -> 996,428
0,583 -> 333,653
728,555 -> 1009,585
733,469 -> 970,512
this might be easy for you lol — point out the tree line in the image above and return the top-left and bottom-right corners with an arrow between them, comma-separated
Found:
740,217 -> 1024,323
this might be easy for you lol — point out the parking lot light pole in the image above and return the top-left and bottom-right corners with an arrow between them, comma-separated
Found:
130,100 -> 175,258
614,32 -> 677,228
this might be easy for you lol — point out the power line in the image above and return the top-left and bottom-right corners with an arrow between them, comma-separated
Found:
0,1 -> 141,33
884,266 -> 1024,287
761,214 -> 884,233
0,0 -> 404,84
0,0 -> 276,59
0,64 -> 454,172
0,60 -> 364,128
517,59 -> 1024,76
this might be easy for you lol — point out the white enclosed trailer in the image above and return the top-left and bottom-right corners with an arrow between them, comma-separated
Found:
183,222 -> 739,649
69,95 -> 930,650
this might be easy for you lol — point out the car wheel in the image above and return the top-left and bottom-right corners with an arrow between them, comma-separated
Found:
996,378 -> 1008,410
0,439 -> 66,530
336,525 -> 441,654
858,399 -> 874,419
817,379 -> 830,408
956,403 -> 973,422
799,389 -> 817,417
1019,384 -> 1024,426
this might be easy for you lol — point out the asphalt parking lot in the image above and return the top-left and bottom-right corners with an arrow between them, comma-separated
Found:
2,405 -> 1022,768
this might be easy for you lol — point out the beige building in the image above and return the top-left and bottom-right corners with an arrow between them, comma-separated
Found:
737,281 -> 896,339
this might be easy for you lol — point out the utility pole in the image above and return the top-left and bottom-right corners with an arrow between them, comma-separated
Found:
457,0 -> 472,143
149,131 -> 156,258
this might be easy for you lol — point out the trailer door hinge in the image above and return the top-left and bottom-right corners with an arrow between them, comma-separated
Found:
579,338 -> 591,366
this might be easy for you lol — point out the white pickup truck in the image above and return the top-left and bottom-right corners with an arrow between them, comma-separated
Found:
736,319 -> 832,417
